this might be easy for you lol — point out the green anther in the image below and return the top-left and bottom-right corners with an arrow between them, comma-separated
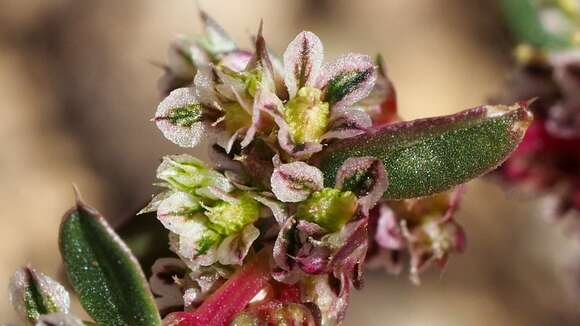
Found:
284,87 -> 330,144
297,188 -> 357,232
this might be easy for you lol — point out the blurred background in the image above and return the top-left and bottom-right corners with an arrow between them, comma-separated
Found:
1,0 -> 579,324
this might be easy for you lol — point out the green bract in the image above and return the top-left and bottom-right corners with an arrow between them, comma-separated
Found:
297,188 -> 357,232
284,87 -> 330,144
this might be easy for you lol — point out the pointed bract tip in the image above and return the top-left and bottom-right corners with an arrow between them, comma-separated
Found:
258,19 -> 264,36
72,184 -> 83,206
521,97 -> 538,107
196,0 -> 207,20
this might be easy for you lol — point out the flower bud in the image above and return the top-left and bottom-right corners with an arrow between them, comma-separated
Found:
157,154 -> 233,194
297,188 -> 357,232
9,266 -> 70,324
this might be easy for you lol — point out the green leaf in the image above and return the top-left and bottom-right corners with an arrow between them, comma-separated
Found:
501,0 -> 574,50
313,103 -> 533,199
59,190 -> 161,326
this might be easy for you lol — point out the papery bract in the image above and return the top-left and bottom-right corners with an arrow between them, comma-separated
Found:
283,31 -> 324,98
317,54 -> 376,111
271,162 -> 324,203
155,88 -> 208,148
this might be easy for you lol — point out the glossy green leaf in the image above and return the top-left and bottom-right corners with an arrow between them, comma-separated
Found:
59,191 -> 161,326
501,0 -> 574,50
313,103 -> 532,199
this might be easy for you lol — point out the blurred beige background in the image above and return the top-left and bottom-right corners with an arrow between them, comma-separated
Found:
1,0 -> 579,324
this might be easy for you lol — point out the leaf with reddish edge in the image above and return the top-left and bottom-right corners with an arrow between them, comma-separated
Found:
313,102 -> 534,199
164,249 -> 271,326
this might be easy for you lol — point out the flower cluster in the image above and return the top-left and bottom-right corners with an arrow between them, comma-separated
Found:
494,46 -> 580,219
6,8 -> 533,326
148,10 -> 466,325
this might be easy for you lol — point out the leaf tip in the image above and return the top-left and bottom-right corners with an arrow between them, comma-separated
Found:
71,184 -> 94,215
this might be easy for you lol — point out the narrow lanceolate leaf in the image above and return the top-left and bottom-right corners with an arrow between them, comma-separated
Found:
9,266 -> 70,324
283,31 -> 324,98
313,102 -> 533,199
59,192 -> 161,326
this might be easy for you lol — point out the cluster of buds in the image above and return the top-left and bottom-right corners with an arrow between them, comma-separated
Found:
6,8 -> 533,326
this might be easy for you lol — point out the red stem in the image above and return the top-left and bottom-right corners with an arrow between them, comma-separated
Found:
165,249 -> 271,326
